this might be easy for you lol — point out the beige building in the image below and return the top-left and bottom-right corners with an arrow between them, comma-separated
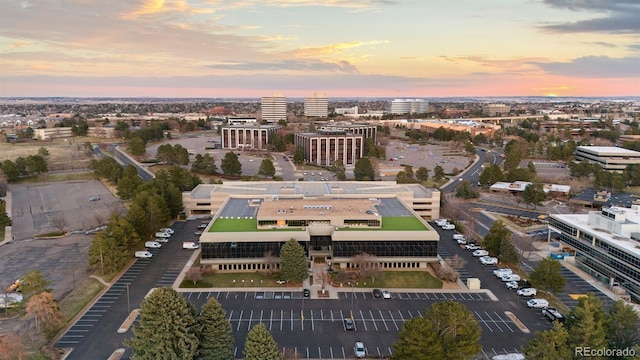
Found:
221,124 -> 282,150
261,94 -> 287,123
482,104 -> 511,116
304,93 -> 328,117
183,181 -> 441,272
34,127 -> 73,140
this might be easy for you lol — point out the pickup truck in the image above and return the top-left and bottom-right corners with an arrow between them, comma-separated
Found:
542,307 -> 565,323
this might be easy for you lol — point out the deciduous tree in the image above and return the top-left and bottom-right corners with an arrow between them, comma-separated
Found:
25,292 -> 63,334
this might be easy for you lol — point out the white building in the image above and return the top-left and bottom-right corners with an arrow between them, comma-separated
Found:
574,146 -> 640,172
390,99 -> 429,115
261,94 -> 287,123
304,93 -> 328,117
482,104 -> 511,116
549,206 -> 640,301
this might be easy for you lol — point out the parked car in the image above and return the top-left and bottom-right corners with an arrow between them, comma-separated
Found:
435,219 -> 448,226
343,318 -> 355,330
526,299 -> 550,309
542,307 -> 565,323
194,231 -> 203,236
442,224 -> 455,230
159,228 -> 174,234
493,268 -> 512,278
465,244 -> 481,250
501,274 -> 521,282
492,354 -> 525,360
144,241 -> 161,249
155,232 -> 171,238
197,223 -> 208,229
182,242 -> 199,250
354,342 -> 366,358
372,289 -> 382,298
381,290 -> 391,299
155,237 -> 169,243
453,234 -> 465,240
89,196 -> 101,202
303,288 -> 310,298
517,288 -> 537,297
135,251 -> 153,259
480,257 -> 498,265
456,238 -> 468,245
473,249 -> 489,257
505,281 -> 519,290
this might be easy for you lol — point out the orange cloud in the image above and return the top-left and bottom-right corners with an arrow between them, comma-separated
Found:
289,40 -> 387,58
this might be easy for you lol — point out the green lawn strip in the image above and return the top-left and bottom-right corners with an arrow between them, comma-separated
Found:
340,216 -> 428,231
335,271 -> 442,289
58,277 -> 105,323
180,272 -> 302,288
208,218 -> 306,232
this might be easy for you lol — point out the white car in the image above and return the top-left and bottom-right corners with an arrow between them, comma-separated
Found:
526,298 -> 550,309
493,268 -> 512,278
435,219 -> 448,226
501,274 -> 521,282
517,288 -> 537,297
480,257 -> 498,265
442,224 -> 455,230
155,237 -> 169,243
135,251 -> 153,259
354,342 -> 366,358
145,241 -> 162,249
182,242 -> 200,250
381,290 -> 391,299
473,249 -> 489,257
456,238 -> 468,245
465,244 -> 481,250
159,228 -> 174,235
452,234 -> 465,240
505,281 -> 519,289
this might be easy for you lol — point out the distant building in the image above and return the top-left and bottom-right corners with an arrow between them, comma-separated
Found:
489,181 -> 570,196
34,127 -> 73,140
390,99 -> 429,115
227,117 -> 257,125
221,124 -> 282,150
482,104 -> 511,116
261,94 -> 287,123
295,130 -> 364,166
574,146 -> 640,172
304,93 -> 328,117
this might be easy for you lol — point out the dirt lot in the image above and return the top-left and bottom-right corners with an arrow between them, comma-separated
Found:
0,139 -> 98,171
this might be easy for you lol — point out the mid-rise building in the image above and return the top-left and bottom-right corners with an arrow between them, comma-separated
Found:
574,146 -> 640,172
390,99 -> 429,115
221,124 -> 282,150
261,94 -> 287,123
295,130 -> 363,166
304,93 -> 328,117
183,181 -> 441,272
482,104 -> 511,116
549,206 -> 640,302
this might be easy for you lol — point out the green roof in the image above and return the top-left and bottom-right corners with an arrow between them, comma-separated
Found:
209,216 -> 429,232
339,216 -> 429,231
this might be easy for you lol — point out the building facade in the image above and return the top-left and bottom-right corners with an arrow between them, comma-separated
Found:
482,104 -> 511,116
549,206 -> 640,302
574,146 -> 640,172
390,99 -> 429,114
261,94 -> 287,123
304,93 -> 328,117
221,124 -> 282,150
182,181 -> 441,272
295,131 -> 364,166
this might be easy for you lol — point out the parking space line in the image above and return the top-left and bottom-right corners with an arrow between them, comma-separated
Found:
342,347 -> 346,359
306,347 -> 310,359
475,311 -> 492,332
290,310 -> 294,331
495,312 -> 514,332
259,309 -> 263,325
387,310 -> 399,331
236,310 -> 243,331
369,310 -> 379,331
311,310 -> 315,331
485,311 -> 503,332
318,347 -> 321,359
228,310 -> 233,322
358,310 -> 368,331
280,310 -> 283,331
330,346 -> 334,359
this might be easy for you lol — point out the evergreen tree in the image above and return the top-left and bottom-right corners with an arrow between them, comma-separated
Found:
221,151 -> 242,176
20,269 -> 51,299
117,164 -> 143,200
391,301 -> 481,360
279,238 -> 308,282
522,182 -> 546,210
482,220 -> 519,264
415,167 -> 429,182
126,190 -> 171,240
455,180 -> 478,199
128,287 -> 199,360
606,300 -> 640,355
259,158 -> 276,177
330,159 -> 346,181
522,321 -> 572,359
478,163 -> 504,186
243,323 -> 283,360
195,298 -> 234,360
88,226 -> 130,275
128,136 -> 146,156
433,165 -> 445,181
354,157 -> 375,181
567,293 -> 608,353
293,147 -> 304,164
191,153 -> 217,175
528,258 -> 566,294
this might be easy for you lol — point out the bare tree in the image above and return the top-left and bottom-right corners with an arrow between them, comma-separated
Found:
263,250 -> 278,276
283,348 -> 301,360
25,292 -> 63,334
434,255 -> 466,282
350,253 -> 382,283
50,214 -> 66,233
314,268 -> 331,294
512,234 -> 538,260
185,267 -> 203,285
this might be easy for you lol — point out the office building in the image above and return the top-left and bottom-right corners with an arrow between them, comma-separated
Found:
482,104 -> 511,116
183,181 -> 441,272
261,94 -> 287,123
304,93 -> 328,117
549,206 -> 640,301
574,146 -> 640,172
295,131 -> 363,166
390,99 -> 429,115
221,124 -> 282,150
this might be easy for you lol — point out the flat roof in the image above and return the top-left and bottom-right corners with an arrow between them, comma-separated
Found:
576,146 -> 640,156
551,208 -> 640,257
258,198 -> 376,219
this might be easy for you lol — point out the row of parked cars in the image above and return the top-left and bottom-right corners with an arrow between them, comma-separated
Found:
435,218 -> 455,230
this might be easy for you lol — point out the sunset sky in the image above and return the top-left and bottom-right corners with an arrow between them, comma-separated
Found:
0,0 -> 639,98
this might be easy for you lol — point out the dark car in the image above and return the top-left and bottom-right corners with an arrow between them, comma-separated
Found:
343,318 -> 355,330
372,289 -> 382,298
303,289 -> 310,298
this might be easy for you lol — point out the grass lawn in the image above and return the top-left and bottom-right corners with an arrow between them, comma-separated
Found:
209,218 -> 304,232
336,271 -> 443,289
58,277 -> 105,322
339,216 -> 428,231
180,272 -> 302,288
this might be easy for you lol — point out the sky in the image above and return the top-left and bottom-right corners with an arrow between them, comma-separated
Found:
0,0 -> 639,98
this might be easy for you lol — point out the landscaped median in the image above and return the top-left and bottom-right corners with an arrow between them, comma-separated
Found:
180,272 -> 302,288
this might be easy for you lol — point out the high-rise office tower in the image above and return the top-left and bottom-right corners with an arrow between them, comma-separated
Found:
304,93 -> 328,117
261,93 -> 287,123
390,99 -> 429,114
